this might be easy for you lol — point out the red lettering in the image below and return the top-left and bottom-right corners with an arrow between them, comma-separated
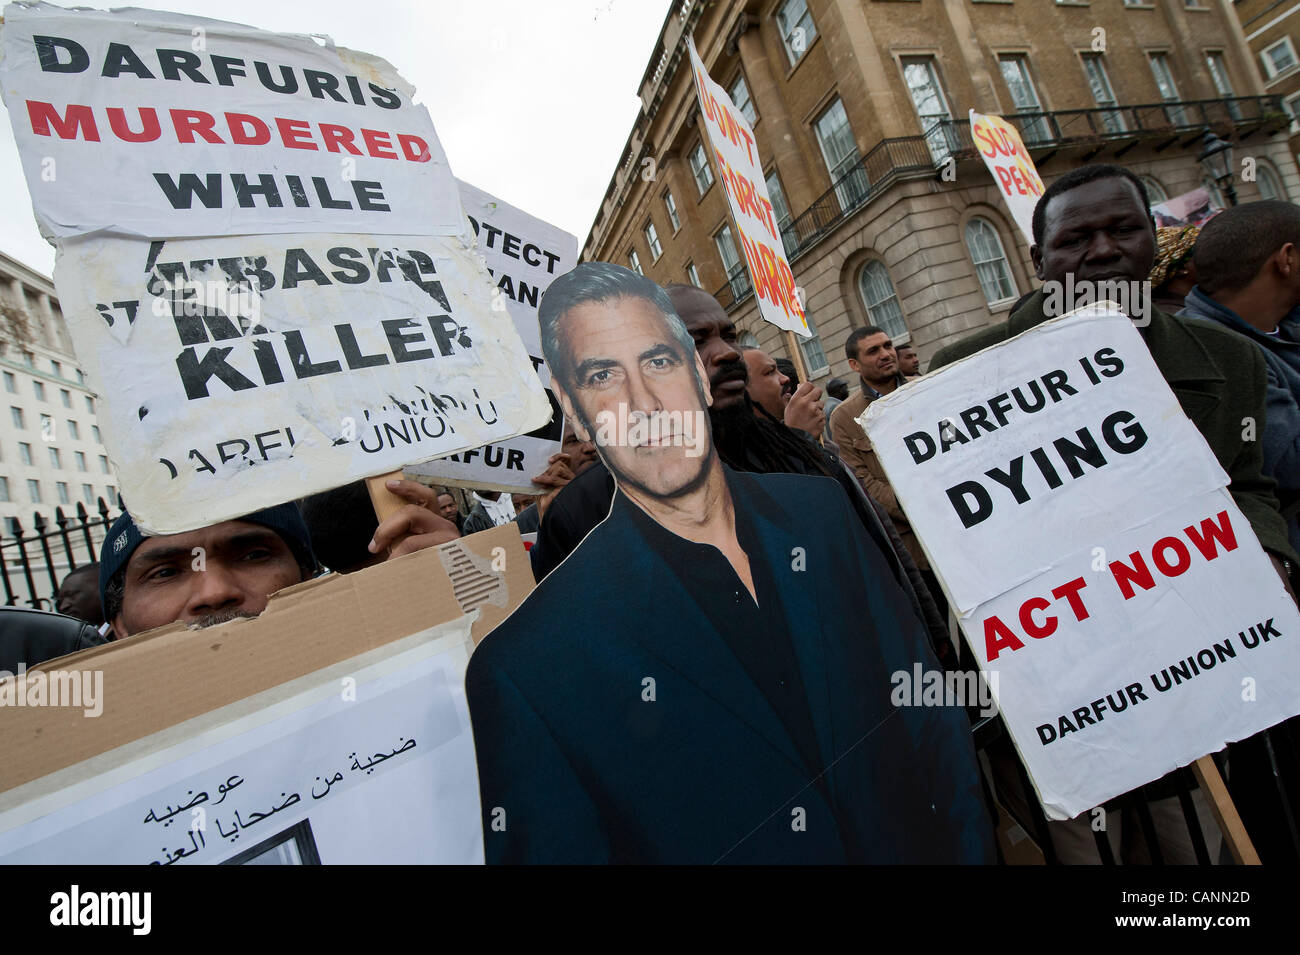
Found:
225,112 -> 270,146
1185,510 -> 1239,561
1151,536 -> 1192,577
319,123 -> 362,155
397,133 -> 431,162
995,167 -> 1016,194
1019,597 -> 1057,640
973,124 -> 998,159
170,109 -> 222,145
1050,577 -> 1091,622
106,106 -> 159,143
984,614 -> 1024,662
276,117 -> 317,150
361,128 -> 397,159
1008,166 -> 1029,196
27,101 -> 99,141
1110,551 -> 1156,600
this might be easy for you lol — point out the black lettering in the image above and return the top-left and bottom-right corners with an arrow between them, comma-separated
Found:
353,180 -> 389,211
281,248 -> 329,288
176,346 -> 257,399
157,49 -> 209,83
383,318 -> 434,363
336,324 -> 389,369
1052,427 -> 1106,478
303,69 -> 346,102
101,42 -> 154,79
946,480 -> 992,529
1041,369 -> 1077,402
34,36 -> 88,74
153,172 -> 223,209
327,247 -> 369,284
230,173 -> 283,208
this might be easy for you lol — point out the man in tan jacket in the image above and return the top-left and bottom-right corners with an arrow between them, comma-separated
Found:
829,326 -> 926,575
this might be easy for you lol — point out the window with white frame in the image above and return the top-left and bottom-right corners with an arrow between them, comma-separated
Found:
82,483 -> 94,505
663,189 -> 680,231
965,218 -> 1019,306
1285,91 -> 1300,132
901,56 -> 955,163
10,406 -> 23,429
67,419 -> 79,440
56,481 -> 69,505
1256,163 -> 1286,201
799,309 -> 829,376
75,450 -> 86,471
689,142 -> 713,195
27,479 -> 41,504
856,261 -> 909,342
776,0 -> 818,66
1148,53 -> 1189,126
49,446 -> 61,469
629,249 -> 643,275
998,55 -> 1050,144
1082,54 -> 1125,133
0,477 -> 9,503
1205,50 -> 1243,121
645,221 -> 662,260
729,73 -> 757,126
686,262 -> 701,288
814,98 -> 868,210
19,442 -> 32,465
1263,37 -> 1298,80
32,380 -> 44,401
765,168 -> 795,250
715,225 -> 751,298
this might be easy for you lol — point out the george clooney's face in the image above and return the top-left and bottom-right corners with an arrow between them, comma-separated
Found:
553,295 -> 714,502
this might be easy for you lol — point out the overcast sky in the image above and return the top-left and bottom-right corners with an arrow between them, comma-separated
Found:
0,0 -> 673,276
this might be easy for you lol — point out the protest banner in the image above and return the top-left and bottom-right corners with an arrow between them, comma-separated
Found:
687,38 -> 809,351
861,305 -> 1300,821
0,4 -> 464,239
0,523 -> 533,864
969,109 -> 1044,245
1152,186 -> 1222,229
50,230 -> 551,533
406,180 -> 577,494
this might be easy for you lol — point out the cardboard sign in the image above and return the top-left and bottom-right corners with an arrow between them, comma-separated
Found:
0,523 -> 534,863
407,181 -> 576,493
861,307 -> 1300,818
51,231 -> 551,533
687,38 -> 807,337
969,109 -> 1044,245
0,4 -> 463,239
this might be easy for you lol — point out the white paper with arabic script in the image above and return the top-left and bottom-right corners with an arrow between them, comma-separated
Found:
0,616 -> 482,864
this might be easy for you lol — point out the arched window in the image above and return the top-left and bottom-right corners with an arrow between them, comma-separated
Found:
1257,163 -> 1286,201
856,261 -> 908,341
964,218 -> 1019,306
1139,175 -> 1169,204
738,330 -> 759,348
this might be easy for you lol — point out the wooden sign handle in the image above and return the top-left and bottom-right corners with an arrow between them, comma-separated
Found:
1191,754 -> 1261,865
366,470 -> 407,525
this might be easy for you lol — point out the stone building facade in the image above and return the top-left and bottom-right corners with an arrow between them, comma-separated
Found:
584,0 -> 1297,383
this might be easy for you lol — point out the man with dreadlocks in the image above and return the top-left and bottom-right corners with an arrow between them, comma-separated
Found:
526,283 -> 949,659
465,262 -> 994,863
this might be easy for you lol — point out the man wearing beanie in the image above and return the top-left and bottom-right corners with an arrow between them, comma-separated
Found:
98,503 -> 318,639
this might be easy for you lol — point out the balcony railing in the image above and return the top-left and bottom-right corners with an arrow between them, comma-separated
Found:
713,94 -> 1284,311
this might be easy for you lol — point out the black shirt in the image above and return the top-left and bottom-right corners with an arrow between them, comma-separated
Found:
621,490 -> 825,788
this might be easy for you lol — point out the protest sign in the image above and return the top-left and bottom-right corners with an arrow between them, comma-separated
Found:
51,231 -> 551,533
687,38 -> 808,339
861,306 -> 1300,819
0,4 -> 464,239
407,180 -> 577,494
0,523 -> 533,864
1152,187 -> 1222,228
969,109 -> 1044,245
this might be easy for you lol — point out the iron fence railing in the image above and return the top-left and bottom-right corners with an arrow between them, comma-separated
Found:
0,497 -> 123,609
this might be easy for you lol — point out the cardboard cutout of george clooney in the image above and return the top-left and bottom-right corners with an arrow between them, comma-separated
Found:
465,263 -> 995,863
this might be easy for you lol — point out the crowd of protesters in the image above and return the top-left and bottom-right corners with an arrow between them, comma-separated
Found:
14,162 -> 1300,864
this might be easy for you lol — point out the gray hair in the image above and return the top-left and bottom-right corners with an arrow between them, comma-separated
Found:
538,262 -> 695,390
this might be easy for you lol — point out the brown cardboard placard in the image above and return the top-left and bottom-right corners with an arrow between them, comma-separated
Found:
0,523 -> 533,797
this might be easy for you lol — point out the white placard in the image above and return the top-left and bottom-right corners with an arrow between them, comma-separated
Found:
407,180 -> 576,493
0,618 -> 483,864
862,306 -> 1300,818
53,230 -> 551,533
1,3 -> 464,239
687,38 -> 808,337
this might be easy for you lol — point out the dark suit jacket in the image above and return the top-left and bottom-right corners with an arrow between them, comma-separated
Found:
932,289 -> 1296,563
466,468 -> 995,863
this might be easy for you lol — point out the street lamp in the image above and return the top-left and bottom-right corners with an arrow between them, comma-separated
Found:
1196,132 -> 1238,206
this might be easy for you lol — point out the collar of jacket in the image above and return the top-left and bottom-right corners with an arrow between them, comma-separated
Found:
858,373 -> 906,400
1010,286 -> 1224,388
1182,285 -> 1300,350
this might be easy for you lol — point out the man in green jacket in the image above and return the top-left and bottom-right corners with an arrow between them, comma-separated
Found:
933,163 -> 1295,570
932,163 -> 1296,864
